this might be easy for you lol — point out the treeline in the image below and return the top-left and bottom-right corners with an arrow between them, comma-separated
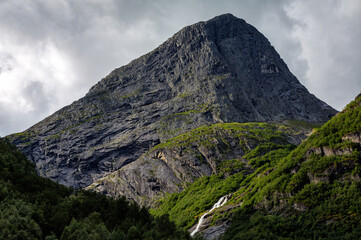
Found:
0,138 -> 197,240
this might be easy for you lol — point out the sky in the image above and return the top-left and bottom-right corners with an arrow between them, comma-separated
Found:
0,0 -> 360,136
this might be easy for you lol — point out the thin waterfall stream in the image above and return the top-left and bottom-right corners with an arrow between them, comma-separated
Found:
190,195 -> 228,237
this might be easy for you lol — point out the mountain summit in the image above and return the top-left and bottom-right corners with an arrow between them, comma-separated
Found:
9,14 -> 337,188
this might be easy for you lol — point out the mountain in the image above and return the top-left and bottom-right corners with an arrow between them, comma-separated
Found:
8,13 -> 336,190
152,93 -> 361,239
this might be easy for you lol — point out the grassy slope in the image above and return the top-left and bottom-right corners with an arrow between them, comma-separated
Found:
151,122 -> 298,229
221,94 -> 361,239
152,95 -> 361,239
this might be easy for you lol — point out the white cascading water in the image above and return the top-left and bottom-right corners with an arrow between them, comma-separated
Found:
190,196 -> 228,237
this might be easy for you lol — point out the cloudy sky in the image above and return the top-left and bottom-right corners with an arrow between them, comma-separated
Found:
0,0 -> 360,136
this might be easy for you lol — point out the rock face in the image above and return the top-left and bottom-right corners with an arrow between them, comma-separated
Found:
8,14 -> 337,189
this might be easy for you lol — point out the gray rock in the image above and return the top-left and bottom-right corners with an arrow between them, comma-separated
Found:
201,224 -> 229,240
342,132 -> 361,145
8,13 -> 337,189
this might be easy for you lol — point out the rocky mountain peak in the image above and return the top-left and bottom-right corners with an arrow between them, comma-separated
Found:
8,14 -> 337,189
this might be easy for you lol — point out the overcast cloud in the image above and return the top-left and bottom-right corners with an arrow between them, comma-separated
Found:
0,0 -> 360,136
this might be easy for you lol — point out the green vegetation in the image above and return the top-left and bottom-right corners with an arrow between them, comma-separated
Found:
158,103 -> 215,137
12,131 -> 35,140
220,96 -> 361,239
0,138 -> 195,240
152,96 -> 361,239
152,122 -> 297,229
154,122 -> 293,151
214,73 -> 231,80
5,87 -> 360,238
177,91 -> 191,99
120,88 -> 141,99
282,119 -> 323,130
151,173 -> 246,229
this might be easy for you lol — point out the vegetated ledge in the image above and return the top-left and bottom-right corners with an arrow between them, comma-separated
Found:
86,121 -> 310,208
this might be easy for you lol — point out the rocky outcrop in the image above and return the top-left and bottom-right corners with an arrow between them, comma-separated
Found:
342,132 -> 361,145
301,139 -> 359,185
305,146 -> 354,158
8,14 -> 337,189
201,223 -> 229,240
293,202 -> 308,211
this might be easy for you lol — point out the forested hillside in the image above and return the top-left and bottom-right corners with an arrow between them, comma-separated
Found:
0,138 -> 195,240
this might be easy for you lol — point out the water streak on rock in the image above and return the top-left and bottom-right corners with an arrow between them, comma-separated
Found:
191,196 -> 228,237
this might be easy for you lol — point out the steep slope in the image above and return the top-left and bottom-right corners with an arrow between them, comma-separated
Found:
87,122 -> 306,206
153,93 -> 361,239
0,138 -> 193,240
8,13 -> 336,189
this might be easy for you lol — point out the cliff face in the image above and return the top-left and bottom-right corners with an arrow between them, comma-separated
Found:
8,14 -> 337,189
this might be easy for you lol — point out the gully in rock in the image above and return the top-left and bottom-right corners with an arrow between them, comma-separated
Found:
190,196 -> 228,237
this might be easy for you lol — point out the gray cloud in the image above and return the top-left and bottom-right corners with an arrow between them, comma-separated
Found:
0,0 -> 360,136
0,80 -> 50,135
284,0 -> 361,110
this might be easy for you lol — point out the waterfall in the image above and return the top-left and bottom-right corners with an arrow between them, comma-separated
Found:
190,196 -> 228,237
